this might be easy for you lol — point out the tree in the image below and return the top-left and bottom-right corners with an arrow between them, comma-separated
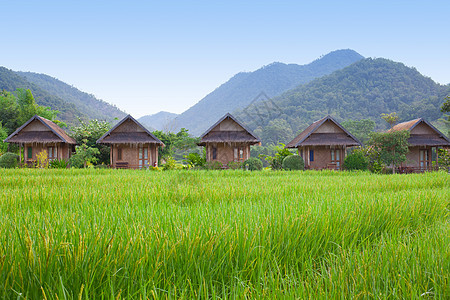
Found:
70,119 -> 111,165
259,143 -> 293,170
341,119 -> 376,144
369,130 -> 410,174
0,122 -> 8,154
441,95 -> 450,113
380,112 -> 399,129
441,95 -> 450,136
69,140 -> 100,168
0,90 -> 21,134
0,89 -> 60,135
153,128 -> 200,162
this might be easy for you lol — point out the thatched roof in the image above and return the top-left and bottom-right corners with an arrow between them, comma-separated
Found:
198,113 -> 260,146
97,115 -> 164,145
286,116 -> 362,148
389,118 -> 449,146
4,115 -> 76,144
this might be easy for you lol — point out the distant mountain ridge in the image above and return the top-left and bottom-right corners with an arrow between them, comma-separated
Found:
138,111 -> 179,131
238,58 -> 449,144
158,49 -> 364,135
0,66 -> 126,127
17,72 -> 126,123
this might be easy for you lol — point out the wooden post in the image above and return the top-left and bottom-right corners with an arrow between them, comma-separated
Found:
110,145 -> 114,168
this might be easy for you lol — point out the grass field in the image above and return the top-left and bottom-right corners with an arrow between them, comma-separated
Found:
0,169 -> 448,299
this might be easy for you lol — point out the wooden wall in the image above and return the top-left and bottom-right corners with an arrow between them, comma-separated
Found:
298,145 -> 346,170
205,143 -> 250,165
111,143 -> 159,169
22,143 -> 72,164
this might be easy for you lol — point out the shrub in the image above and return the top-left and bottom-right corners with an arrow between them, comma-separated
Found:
343,151 -> 369,171
261,143 -> 293,170
163,156 -> 177,171
282,155 -> 304,170
0,152 -> 20,168
244,157 -> 263,171
36,150 -> 49,168
205,161 -> 223,170
50,159 -> 69,169
69,142 -> 100,168
437,148 -> 449,170
184,152 -> 205,168
227,161 -> 243,170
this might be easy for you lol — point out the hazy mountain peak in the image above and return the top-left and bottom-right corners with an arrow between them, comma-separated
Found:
168,49 -> 364,135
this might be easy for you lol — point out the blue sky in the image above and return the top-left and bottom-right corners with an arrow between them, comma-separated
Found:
2,1 -> 449,118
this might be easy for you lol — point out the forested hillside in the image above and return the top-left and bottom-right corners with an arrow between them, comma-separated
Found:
238,58 -> 449,145
167,49 -> 364,135
0,67 -> 126,127
18,71 -> 126,122
0,67 -> 82,124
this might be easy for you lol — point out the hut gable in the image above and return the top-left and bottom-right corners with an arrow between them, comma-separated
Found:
286,116 -> 361,148
113,119 -> 146,133
314,120 -> 346,134
97,115 -> 164,145
210,117 -> 245,132
390,118 -> 449,146
198,113 -> 260,146
4,115 -> 76,144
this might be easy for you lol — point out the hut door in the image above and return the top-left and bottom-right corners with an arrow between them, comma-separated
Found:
139,147 -> 149,169
419,149 -> 429,170
331,149 -> 341,170
331,149 -> 341,169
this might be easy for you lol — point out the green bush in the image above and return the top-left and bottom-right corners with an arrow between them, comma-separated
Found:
0,152 -> 20,168
227,161 -> 243,170
184,152 -> 206,168
163,156 -> 177,171
205,161 -> 223,170
282,155 -> 305,170
244,157 -> 263,171
343,151 -> 369,171
50,159 -> 69,169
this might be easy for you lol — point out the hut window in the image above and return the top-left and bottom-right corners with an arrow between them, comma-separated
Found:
234,147 -> 244,161
309,150 -> 314,162
212,147 -> 217,160
27,147 -> 32,159
48,146 -> 57,160
118,148 -> 122,160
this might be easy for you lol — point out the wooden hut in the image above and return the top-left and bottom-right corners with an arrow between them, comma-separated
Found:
286,116 -> 362,170
97,115 -> 164,169
4,115 -> 76,165
198,113 -> 260,165
389,118 -> 449,171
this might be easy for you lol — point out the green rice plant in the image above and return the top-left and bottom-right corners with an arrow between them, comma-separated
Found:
0,169 -> 448,298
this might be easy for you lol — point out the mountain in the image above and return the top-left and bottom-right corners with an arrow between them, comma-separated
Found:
0,66 -> 126,127
17,71 -> 126,123
0,66 -> 82,124
138,111 -> 179,131
168,49 -> 364,135
238,58 -> 450,144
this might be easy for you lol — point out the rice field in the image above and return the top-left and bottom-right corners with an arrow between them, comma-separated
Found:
0,169 -> 448,299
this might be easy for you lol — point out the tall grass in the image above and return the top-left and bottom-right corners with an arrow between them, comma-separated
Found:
0,169 -> 448,298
